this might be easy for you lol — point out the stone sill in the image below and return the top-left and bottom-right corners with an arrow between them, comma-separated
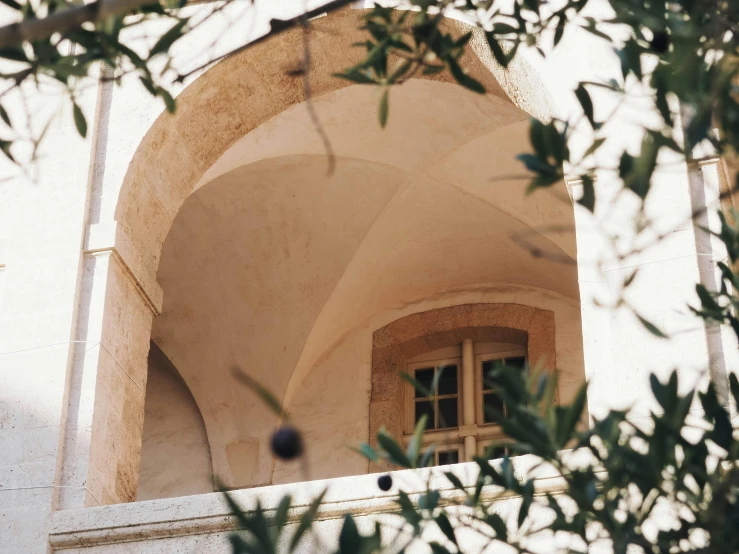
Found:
49,456 -> 568,549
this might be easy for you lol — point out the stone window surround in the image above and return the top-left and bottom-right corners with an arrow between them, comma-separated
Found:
369,303 -> 557,457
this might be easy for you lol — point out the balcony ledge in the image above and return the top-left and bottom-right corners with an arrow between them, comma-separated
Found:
49,456 -> 568,550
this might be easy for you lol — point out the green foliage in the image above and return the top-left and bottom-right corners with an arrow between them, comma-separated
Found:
334,1 -> 739,357
0,0 -> 197,163
226,364 -> 739,553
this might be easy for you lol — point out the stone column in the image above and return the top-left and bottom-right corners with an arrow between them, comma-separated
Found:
570,152 -> 718,424
687,155 -> 739,392
546,17 -> 720,423
57,223 -> 162,508
568,178 -> 616,423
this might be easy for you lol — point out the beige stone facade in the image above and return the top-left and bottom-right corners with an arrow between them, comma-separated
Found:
0,2 -> 735,552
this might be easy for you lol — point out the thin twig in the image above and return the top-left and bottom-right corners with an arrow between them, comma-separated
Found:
298,10 -> 336,175
174,0 -> 356,82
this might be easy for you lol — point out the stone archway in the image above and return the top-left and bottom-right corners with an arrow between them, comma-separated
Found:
369,303 -> 556,441
68,7 -> 563,505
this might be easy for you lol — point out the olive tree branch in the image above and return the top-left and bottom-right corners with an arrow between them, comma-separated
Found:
0,0 -> 163,48
174,0 -> 356,82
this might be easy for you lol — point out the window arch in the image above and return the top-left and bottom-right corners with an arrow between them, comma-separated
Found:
369,303 -> 556,464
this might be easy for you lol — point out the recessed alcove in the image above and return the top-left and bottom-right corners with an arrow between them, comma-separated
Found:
136,78 -> 584,497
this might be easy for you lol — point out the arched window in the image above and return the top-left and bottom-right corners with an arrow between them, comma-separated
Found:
370,303 -> 556,465
403,341 -> 526,464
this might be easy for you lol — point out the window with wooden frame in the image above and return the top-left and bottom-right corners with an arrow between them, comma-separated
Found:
478,355 -> 526,425
435,445 -> 461,466
477,439 -> 510,460
403,342 -> 526,466
408,359 -> 461,431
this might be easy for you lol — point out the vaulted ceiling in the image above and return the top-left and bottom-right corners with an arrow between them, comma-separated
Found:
150,79 -> 578,486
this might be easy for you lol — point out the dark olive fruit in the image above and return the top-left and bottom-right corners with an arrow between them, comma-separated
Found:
270,426 -> 303,460
649,31 -> 670,54
377,474 -> 393,491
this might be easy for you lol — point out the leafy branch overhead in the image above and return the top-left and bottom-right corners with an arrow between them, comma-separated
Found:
334,0 -> 737,340
338,0 -> 736,207
0,0 -> 359,160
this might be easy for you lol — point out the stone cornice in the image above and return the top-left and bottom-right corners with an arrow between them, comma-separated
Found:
84,221 -> 163,315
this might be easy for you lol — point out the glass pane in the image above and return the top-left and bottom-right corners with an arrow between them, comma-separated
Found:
504,356 -> 526,372
437,365 -> 458,395
415,367 -> 434,398
438,397 -> 458,428
484,444 -> 507,460
483,392 -> 505,424
437,450 -> 459,466
415,400 -> 435,429
481,360 -> 496,391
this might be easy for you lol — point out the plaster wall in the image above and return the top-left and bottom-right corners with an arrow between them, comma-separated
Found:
0,76 -> 99,553
137,343 -> 213,500
272,285 -> 584,486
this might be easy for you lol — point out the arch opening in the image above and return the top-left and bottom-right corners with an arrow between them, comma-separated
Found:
99,8 -> 584,499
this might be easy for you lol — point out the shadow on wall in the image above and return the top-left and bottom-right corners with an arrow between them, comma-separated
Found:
137,342 -> 214,500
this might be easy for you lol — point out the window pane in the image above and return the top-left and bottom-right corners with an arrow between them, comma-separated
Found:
438,397 -> 458,428
483,392 -> 505,424
504,356 -> 526,372
484,444 -> 507,460
415,400 -> 435,429
481,360 -> 496,391
437,450 -> 459,466
415,367 -> 434,398
437,365 -> 458,395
